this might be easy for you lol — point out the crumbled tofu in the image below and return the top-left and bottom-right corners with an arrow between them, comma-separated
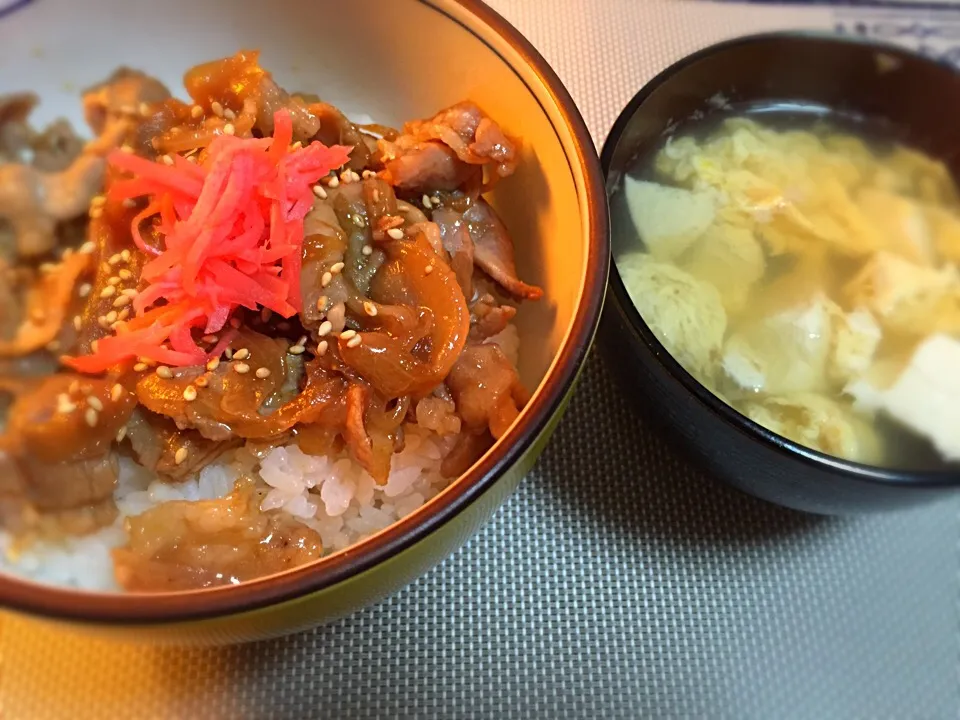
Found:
926,204 -> 960,264
624,178 -> 716,260
721,295 -> 833,395
740,392 -> 884,465
829,308 -> 882,385
619,253 -> 726,383
844,250 -> 959,321
845,334 -> 960,461
856,188 -> 935,266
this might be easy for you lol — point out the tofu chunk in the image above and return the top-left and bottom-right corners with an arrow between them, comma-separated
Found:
721,295 -> 834,395
846,334 -> 960,461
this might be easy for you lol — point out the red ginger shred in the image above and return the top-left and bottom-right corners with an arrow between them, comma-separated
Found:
65,109 -> 351,374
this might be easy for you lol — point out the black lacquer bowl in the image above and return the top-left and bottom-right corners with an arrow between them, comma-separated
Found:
599,32 -> 960,515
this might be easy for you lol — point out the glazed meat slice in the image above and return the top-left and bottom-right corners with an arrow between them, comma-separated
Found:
0,93 -> 39,162
463,200 -> 542,301
379,101 -> 519,192
446,342 -> 529,439
136,329 -> 290,441
0,374 -> 136,535
309,101 -> 377,170
112,479 -> 323,591
0,250 -> 92,356
125,409 -> 240,483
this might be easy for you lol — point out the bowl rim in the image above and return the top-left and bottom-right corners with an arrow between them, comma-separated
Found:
0,0 -> 610,623
601,30 -> 960,487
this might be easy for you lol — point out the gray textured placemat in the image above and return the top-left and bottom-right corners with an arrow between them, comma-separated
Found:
3,2 -> 960,718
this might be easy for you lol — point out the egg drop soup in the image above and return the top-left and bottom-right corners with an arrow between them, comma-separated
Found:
613,109 -> 960,471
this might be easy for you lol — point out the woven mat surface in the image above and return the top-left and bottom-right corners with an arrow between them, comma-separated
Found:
3,2 -> 960,718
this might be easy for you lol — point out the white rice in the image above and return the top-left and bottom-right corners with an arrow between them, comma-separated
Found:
0,324 -> 520,592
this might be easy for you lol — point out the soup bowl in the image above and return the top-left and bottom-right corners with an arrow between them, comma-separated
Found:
0,0 -> 608,643
599,32 -> 960,516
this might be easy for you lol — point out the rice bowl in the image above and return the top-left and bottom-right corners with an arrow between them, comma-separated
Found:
0,0 -> 607,642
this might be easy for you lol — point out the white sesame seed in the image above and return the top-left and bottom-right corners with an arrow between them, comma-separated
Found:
223,123 -> 236,136
108,253 -> 122,266
122,198 -> 137,208
183,385 -> 198,401
346,335 -> 362,348
201,334 -> 218,344
122,288 -> 138,298
133,362 -> 148,372
84,408 -> 99,428
289,140 -> 301,150
118,269 -> 133,280
224,108 -> 236,121
121,249 -> 131,262
107,276 -> 122,286
116,425 -> 128,442
161,154 -> 174,166
99,286 -> 116,299
363,301 -> 378,317
211,101 -> 224,117
89,207 -> 103,219
118,308 -> 131,321
73,315 -> 82,332
312,184 -> 328,199
139,102 -> 151,117
206,357 -> 220,371
331,261 -> 345,274
317,340 -> 328,356
105,310 -> 118,324
318,321 -> 333,337
187,155 -> 197,163
174,447 -> 188,465
316,295 -> 328,311
288,345 -> 305,355
422,194 -> 433,209
190,104 -> 204,119
327,175 -> 340,188
233,362 -> 250,374
113,295 -> 132,308
110,384 -> 124,402
120,144 -> 134,154
340,171 -> 352,184
195,376 -> 209,388
79,241 -> 96,255
362,245 -> 373,256
425,264 -> 434,275
156,366 -> 173,379
297,335 -> 308,347
352,214 -> 365,228
225,348 -> 233,360
255,367 -> 271,379
233,348 -> 250,360
340,329 -> 357,340
91,195 -> 106,208
87,396 -> 104,412
387,228 -> 404,240
362,170 -> 376,179
90,340 -> 99,353
321,271 -> 333,288
97,316 -> 109,329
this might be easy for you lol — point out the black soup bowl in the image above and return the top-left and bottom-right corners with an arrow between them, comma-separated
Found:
599,32 -> 960,515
